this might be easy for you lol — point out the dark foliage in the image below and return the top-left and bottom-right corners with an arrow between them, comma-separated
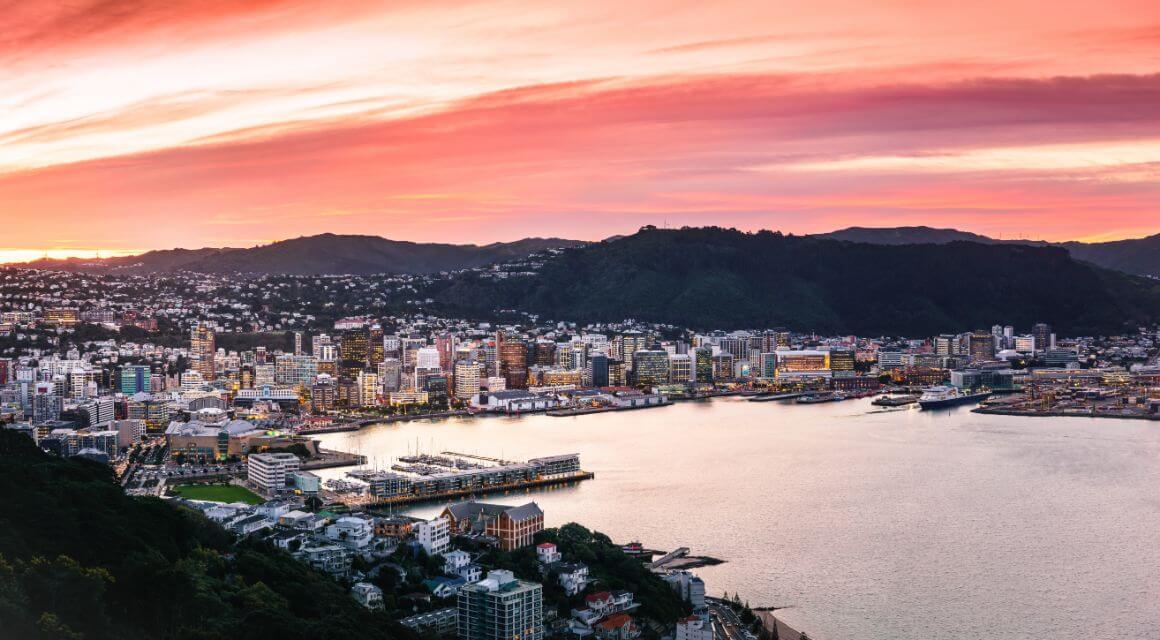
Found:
0,431 -> 415,640
430,226 -> 1160,335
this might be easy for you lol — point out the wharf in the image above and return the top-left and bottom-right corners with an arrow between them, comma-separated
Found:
361,470 -> 595,508
297,410 -> 469,434
300,449 -> 366,470
546,400 -> 673,417
973,406 -> 1160,420
748,392 -> 804,402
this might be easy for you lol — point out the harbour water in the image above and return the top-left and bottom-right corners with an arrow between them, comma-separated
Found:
313,397 -> 1160,639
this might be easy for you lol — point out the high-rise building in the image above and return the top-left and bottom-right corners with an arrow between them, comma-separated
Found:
120,365 -> 151,395
828,348 -> 855,372
458,570 -> 544,640
669,353 -> 692,383
619,331 -> 648,370
694,347 -> 713,383
435,333 -> 457,372
589,353 -> 609,388
933,335 -> 955,356
379,358 -> 402,392
368,325 -> 385,367
632,350 -> 671,387
1032,323 -> 1053,352
454,361 -> 482,400
499,340 -> 529,390
190,323 -> 216,381
355,371 -> 380,407
293,331 -> 304,356
533,341 -> 556,366
711,354 -> 735,381
968,331 -> 995,362
340,329 -> 369,367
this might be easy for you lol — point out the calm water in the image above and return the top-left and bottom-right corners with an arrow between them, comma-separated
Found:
313,398 -> 1160,640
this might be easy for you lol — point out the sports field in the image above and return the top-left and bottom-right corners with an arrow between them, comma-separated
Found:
170,484 -> 264,505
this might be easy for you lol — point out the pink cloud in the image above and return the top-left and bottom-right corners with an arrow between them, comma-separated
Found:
3,70 -> 1160,248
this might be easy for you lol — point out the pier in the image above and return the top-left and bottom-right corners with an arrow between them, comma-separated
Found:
340,451 -> 594,507
361,470 -> 595,508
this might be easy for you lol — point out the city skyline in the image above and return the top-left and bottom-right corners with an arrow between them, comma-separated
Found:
4,1 -> 1160,254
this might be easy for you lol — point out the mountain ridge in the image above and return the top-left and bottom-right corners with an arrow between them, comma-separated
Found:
818,226 -> 1160,277
428,226 -> 1160,335
19,234 -> 586,276
13,225 -> 1160,279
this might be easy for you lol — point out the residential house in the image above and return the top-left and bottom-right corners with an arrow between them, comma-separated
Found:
537,542 -> 562,564
424,575 -> 468,599
352,582 -> 384,610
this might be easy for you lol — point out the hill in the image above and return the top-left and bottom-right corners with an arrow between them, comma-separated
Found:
20,234 -> 585,276
815,225 -> 1002,246
0,430 -> 415,640
1057,234 -> 1160,279
430,226 -> 1160,335
818,226 -> 1160,278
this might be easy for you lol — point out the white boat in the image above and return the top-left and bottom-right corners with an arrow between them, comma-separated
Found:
918,385 -> 991,409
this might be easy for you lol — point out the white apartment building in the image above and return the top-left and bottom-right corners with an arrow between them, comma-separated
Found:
416,516 -> 451,557
247,452 -> 301,494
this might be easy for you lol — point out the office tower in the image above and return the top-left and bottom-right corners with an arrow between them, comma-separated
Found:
607,359 -> 627,387
589,353 -> 609,388
760,352 -> 778,379
828,348 -> 855,372
773,329 -> 791,349
968,331 -> 995,361
499,340 -> 529,390
533,341 -> 556,366
313,333 -> 333,359
719,337 -> 748,362
694,347 -> 713,383
120,365 -> 151,395
435,333 -> 457,372
1032,323 -> 1052,352
311,377 -> 336,413
379,358 -> 402,392
619,330 -> 648,370
933,335 -> 954,356
369,325 -> 385,367
632,350 -> 671,387
711,353 -> 734,381
340,329 -> 369,367
669,353 -> 692,383
293,331 -> 304,355
458,570 -> 544,640
190,323 -> 216,381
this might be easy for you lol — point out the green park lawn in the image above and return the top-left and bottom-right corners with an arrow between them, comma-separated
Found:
170,483 -> 265,505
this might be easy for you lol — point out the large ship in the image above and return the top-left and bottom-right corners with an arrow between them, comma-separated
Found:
918,385 -> 991,410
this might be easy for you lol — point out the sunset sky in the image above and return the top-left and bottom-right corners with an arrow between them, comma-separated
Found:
3,0 -> 1160,259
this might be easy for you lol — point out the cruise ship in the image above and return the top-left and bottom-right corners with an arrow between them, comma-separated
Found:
917,385 -> 992,410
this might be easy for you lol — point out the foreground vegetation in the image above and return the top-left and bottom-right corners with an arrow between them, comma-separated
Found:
0,431 -> 415,640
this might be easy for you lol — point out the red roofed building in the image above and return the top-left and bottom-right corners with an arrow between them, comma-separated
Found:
594,613 -> 639,640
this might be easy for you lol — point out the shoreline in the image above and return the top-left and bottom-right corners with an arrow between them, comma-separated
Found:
973,406 -> 1160,421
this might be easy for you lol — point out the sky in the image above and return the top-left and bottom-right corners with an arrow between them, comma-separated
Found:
2,0 -> 1160,260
